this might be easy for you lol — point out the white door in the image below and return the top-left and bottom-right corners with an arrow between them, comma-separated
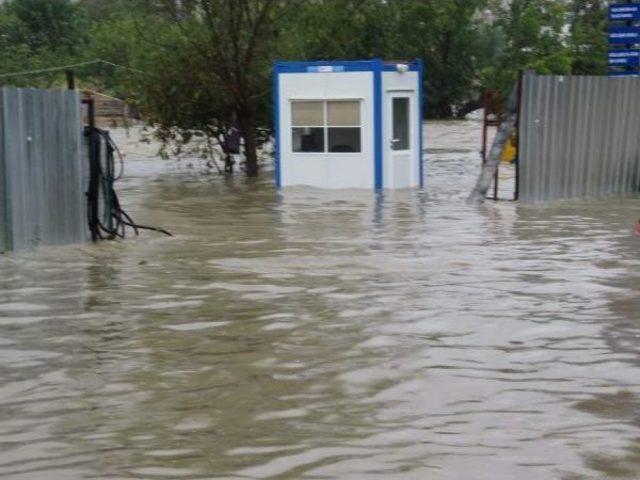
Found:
386,93 -> 416,188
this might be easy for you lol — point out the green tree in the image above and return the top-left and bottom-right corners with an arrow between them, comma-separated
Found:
0,0 -> 614,167
390,0 -> 488,118
480,0 -> 572,96
0,0 -> 88,87
3,0 -> 87,54
282,0 -> 390,60
569,0 -> 607,75
125,0 -> 299,177
284,0 -> 489,118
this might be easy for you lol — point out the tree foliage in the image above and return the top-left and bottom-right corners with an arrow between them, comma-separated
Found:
123,0 -> 293,176
0,0 -> 87,87
569,0 -> 608,75
0,0 -> 612,174
4,0 -> 87,53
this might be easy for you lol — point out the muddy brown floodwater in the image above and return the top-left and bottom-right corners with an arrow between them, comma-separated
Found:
1,121 -> 639,480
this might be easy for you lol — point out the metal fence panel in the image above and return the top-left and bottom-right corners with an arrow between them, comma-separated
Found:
519,74 -> 640,202
0,87 -> 86,251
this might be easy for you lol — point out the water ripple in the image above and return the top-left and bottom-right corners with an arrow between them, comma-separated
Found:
0,122 -> 639,479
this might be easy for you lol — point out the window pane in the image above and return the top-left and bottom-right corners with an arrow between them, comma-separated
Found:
328,128 -> 361,153
328,101 -> 360,126
292,127 -> 324,152
392,97 -> 410,151
292,101 -> 324,126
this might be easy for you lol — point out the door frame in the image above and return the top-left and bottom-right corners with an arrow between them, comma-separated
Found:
385,90 -> 417,188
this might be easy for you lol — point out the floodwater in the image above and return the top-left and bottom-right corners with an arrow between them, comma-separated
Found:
1,121 -> 639,480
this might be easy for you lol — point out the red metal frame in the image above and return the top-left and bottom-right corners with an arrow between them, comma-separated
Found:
482,91 -> 504,201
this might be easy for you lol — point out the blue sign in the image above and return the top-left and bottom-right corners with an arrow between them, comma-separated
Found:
610,4 -> 640,21
609,71 -> 640,77
306,66 -> 345,73
609,26 -> 640,44
608,49 -> 640,66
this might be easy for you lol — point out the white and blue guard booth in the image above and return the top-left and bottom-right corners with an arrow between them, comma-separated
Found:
273,59 -> 423,189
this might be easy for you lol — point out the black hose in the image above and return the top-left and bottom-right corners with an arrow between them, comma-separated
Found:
85,126 -> 172,241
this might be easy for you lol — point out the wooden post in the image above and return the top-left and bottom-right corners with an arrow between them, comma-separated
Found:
65,70 -> 75,90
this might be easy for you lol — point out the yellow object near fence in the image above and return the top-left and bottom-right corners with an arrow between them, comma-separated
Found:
501,133 -> 517,163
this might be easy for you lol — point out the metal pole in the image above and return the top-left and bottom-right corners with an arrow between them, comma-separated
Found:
83,98 -> 95,129
493,157 -> 499,200
482,92 -> 488,165
514,70 -> 523,201
82,98 -> 98,241
492,96 -> 502,201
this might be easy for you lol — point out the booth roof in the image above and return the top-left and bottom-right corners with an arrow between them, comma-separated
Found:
274,59 -> 421,73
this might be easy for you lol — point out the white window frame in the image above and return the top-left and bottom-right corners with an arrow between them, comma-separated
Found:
391,96 -> 411,153
290,99 -> 362,154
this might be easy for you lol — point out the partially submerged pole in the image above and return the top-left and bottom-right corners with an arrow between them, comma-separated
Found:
468,80 -> 519,203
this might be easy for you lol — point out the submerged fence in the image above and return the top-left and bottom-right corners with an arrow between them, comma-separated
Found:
519,74 -> 640,202
0,88 -> 86,251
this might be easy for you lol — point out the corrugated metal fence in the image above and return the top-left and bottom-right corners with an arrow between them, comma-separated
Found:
0,87 -> 86,251
519,74 -> 640,202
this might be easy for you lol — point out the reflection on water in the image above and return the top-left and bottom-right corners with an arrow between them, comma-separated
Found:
0,121 -> 639,479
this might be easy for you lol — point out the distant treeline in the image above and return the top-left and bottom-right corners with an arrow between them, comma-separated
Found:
0,0 -> 608,175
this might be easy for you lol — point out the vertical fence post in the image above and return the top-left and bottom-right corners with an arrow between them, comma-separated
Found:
492,154 -> 499,200
514,70 -> 523,201
482,92 -> 489,166
82,98 -> 100,241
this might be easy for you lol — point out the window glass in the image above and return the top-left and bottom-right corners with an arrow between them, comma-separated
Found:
292,127 -> 324,152
328,128 -> 361,153
290,100 -> 361,153
392,97 -> 410,151
292,101 -> 324,126
327,101 -> 360,126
